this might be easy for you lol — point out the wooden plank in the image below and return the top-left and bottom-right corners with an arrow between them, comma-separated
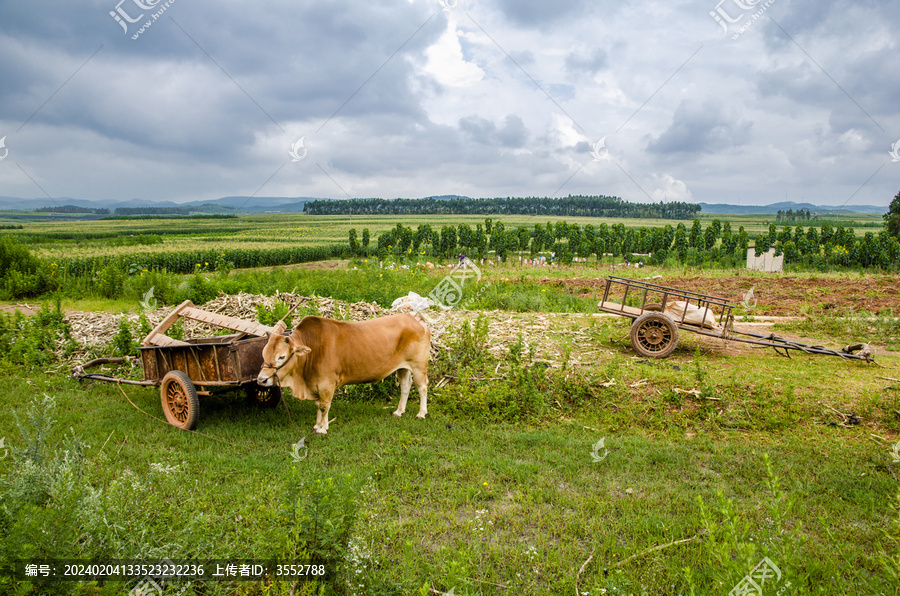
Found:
597,301 -> 644,318
147,335 -> 191,347
141,300 -> 194,346
179,307 -> 273,337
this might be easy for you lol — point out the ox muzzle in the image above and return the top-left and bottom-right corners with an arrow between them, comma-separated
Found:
256,352 -> 295,387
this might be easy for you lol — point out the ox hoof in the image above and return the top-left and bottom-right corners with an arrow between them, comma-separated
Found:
392,410 -> 403,418
416,412 -> 427,419
314,428 -> 328,435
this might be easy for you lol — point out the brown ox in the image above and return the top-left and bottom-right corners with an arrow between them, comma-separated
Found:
256,314 -> 430,434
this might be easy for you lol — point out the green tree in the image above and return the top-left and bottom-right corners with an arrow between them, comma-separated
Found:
516,226 -> 531,252
457,223 -> 474,251
530,224 -> 544,254
554,221 -> 568,241
782,240 -> 798,262
885,189 -> 900,238
689,219 -> 702,249
673,223 -> 689,262
348,228 -> 359,255
737,226 -> 749,255
490,222 -> 506,256
414,224 -> 432,252
361,228 -> 370,250
703,224 -> 718,252
721,221 -> 735,254
474,225 -> 487,258
440,226 -> 457,257
754,232 -> 771,257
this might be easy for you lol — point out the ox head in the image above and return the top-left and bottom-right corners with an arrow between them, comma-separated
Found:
256,321 -> 311,387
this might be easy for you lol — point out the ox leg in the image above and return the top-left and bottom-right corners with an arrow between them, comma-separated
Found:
412,368 -> 428,419
313,389 -> 335,434
393,368 -> 412,418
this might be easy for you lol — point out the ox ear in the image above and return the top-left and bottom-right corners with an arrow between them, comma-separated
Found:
287,335 -> 312,356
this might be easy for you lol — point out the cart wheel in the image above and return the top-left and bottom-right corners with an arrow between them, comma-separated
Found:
630,312 -> 679,358
642,303 -> 663,312
160,371 -> 199,430
246,384 -> 282,408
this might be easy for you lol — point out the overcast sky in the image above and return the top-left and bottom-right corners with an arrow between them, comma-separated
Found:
1,0 -> 898,207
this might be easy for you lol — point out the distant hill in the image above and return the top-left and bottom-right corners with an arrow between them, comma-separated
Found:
0,196 -> 324,214
699,201 -> 887,215
0,196 -> 888,216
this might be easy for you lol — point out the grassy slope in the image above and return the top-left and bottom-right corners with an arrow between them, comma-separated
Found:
0,209 -> 898,595
1,285 -> 898,595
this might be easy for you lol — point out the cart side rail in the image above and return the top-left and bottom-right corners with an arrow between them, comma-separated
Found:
599,276 -> 734,333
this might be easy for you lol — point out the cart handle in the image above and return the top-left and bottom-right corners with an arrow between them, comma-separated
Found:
72,356 -> 132,375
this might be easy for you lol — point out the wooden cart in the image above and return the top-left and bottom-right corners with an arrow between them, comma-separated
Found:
598,276 -> 873,362
72,300 -> 282,430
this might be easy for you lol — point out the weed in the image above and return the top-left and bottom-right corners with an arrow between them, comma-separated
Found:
446,315 -> 492,373
0,395 -> 92,595
0,300 -> 75,369
691,454 -> 798,594
112,316 -> 136,357
880,490 -> 900,586
95,264 -> 124,299
278,473 -> 359,567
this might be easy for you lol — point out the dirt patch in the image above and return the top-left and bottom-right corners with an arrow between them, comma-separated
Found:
0,304 -> 39,316
232,259 -> 349,273
541,275 -> 900,316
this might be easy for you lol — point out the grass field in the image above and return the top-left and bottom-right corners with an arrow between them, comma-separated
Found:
2,212 -> 886,264
0,214 -> 898,595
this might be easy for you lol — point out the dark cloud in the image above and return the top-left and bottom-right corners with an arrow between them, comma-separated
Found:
647,100 -> 752,155
459,114 -> 527,148
0,0 -> 441,163
494,0 -> 595,27
0,0 -> 898,205
565,48 -> 607,74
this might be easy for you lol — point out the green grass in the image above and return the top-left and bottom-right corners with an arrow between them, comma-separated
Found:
1,292 -> 899,594
1,240 -> 899,594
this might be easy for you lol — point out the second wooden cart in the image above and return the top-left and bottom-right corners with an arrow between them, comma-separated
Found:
597,276 -> 873,362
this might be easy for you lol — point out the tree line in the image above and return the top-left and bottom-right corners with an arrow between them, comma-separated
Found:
349,216 -> 900,271
775,208 -> 811,222
35,205 -> 110,214
306,195 -> 701,219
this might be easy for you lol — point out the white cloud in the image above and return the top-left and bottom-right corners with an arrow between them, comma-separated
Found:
423,16 -> 485,88
648,173 -> 694,202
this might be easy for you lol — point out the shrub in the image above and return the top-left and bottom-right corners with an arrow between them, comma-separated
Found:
95,263 -> 124,298
180,268 -> 219,305
0,395 -> 93,595
124,268 -> 178,307
0,301 -> 75,369
112,316 -> 136,357
278,473 -> 359,565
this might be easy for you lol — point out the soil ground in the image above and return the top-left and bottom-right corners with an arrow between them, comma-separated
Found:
544,274 -> 900,316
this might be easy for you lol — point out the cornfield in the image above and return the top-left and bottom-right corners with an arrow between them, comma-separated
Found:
58,245 -> 348,277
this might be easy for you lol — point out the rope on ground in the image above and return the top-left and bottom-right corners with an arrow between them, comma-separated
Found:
596,531 -> 707,578
116,382 -> 277,455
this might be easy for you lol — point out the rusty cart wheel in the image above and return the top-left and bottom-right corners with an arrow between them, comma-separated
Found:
245,384 -> 282,408
630,312 -> 679,358
160,371 -> 199,430
641,303 -> 663,312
